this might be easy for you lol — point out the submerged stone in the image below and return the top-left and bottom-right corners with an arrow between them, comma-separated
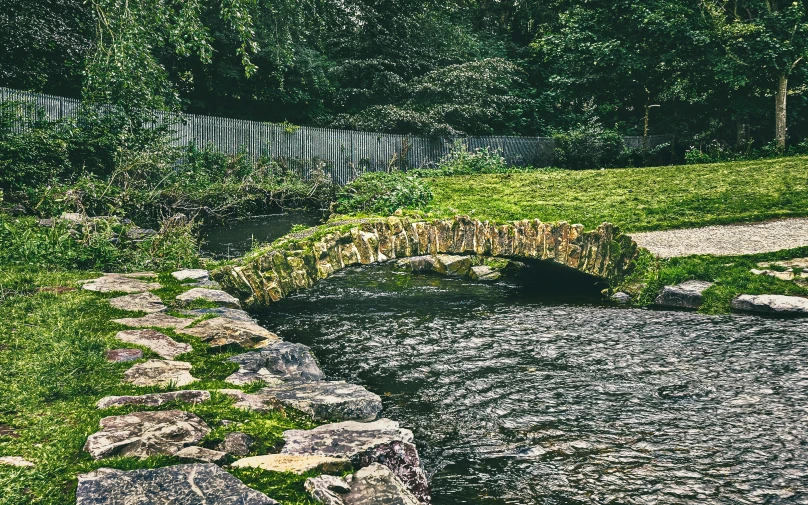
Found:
113,313 -> 195,329
83,410 -> 210,459
654,280 -> 713,310
113,329 -> 192,359
96,390 -> 211,409
226,342 -> 324,385
258,381 -> 382,422
108,292 -> 167,313
396,256 -> 436,273
305,463 -> 421,505
76,464 -> 278,505
176,288 -> 241,308
123,359 -> 197,387
232,454 -> 351,475
178,317 -> 279,349
731,294 -> 808,315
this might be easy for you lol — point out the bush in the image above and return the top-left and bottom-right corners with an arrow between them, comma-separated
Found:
336,171 -> 433,215
428,141 -> 509,175
552,120 -> 626,169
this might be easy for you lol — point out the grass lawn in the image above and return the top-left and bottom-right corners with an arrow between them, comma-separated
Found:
424,156 -> 808,232
0,268 -> 319,505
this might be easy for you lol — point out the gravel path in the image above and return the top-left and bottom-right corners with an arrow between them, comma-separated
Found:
630,218 -> 808,258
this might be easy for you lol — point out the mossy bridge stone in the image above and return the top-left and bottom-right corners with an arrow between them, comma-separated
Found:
213,216 -> 639,307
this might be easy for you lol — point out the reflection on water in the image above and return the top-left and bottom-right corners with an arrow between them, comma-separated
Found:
201,210 -> 321,258
257,264 -> 808,505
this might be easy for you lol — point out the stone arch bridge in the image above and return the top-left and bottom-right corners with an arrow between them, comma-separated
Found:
213,216 -> 640,307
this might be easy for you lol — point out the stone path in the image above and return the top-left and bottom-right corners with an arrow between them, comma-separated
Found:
630,218 -> 808,258
66,269 -> 427,504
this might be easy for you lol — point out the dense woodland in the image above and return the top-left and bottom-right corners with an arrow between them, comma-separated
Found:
1,0 -> 808,152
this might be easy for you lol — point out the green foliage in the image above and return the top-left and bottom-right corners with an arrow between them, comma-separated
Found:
684,139 -> 808,164
553,119 -> 626,170
336,172 -> 433,215
417,141 -> 509,176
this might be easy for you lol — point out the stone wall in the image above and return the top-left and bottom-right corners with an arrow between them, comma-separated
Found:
213,216 -> 639,307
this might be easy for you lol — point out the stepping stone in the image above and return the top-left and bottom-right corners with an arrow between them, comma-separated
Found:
96,390 -> 211,409
232,454 -> 351,475
731,294 -> 808,315
113,329 -> 192,359
175,446 -> 228,463
750,268 -> 796,281
306,463 -> 420,505
218,389 -> 282,414
611,292 -> 631,304
83,410 -> 210,459
105,349 -> 143,363
183,307 -> 255,322
759,258 -> 808,270
226,342 -> 324,385
172,269 -> 210,282
219,432 -> 253,456
123,359 -> 197,387
0,456 -> 34,467
282,419 -> 429,502
177,317 -> 279,349
469,265 -> 501,281
257,381 -> 382,422
433,254 -> 471,276
113,313 -> 195,329
176,288 -> 241,308
81,274 -> 161,293
654,280 -> 713,309
108,292 -> 166,313
76,464 -> 279,505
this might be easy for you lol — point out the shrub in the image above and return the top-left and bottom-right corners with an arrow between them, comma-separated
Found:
336,171 -> 433,215
552,120 -> 626,169
430,141 -> 508,175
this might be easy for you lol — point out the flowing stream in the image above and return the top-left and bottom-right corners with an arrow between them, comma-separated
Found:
254,264 -> 808,505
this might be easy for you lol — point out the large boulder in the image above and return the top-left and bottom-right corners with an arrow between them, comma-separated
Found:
113,329 -> 192,359
123,359 -> 197,387
176,288 -> 241,308
96,390 -> 211,409
83,410 -> 210,459
108,292 -> 167,313
258,381 -> 381,422
468,265 -> 501,282
654,280 -> 713,310
731,294 -> 808,315
226,342 -> 324,385
76,464 -> 278,505
305,463 -> 421,505
433,255 -> 471,276
113,313 -> 195,329
177,317 -> 279,349
232,454 -> 351,475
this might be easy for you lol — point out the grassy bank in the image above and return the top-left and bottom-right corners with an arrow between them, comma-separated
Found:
0,268 -> 319,505
421,156 -> 808,232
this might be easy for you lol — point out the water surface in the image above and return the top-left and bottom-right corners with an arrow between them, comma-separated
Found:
201,211 -> 321,258
257,265 -> 808,505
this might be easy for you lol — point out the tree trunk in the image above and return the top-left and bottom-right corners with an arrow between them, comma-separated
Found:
775,74 -> 788,151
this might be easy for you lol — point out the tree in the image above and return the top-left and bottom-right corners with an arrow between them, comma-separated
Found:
703,0 -> 808,149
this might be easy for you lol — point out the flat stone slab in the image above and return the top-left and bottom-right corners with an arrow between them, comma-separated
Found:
731,294 -> 808,315
750,268 -> 796,281
306,463 -> 420,505
0,456 -> 34,467
96,390 -> 211,409
83,410 -> 210,459
218,389 -> 282,414
172,269 -> 210,282
226,342 -> 324,385
113,313 -> 196,329
655,280 -> 713,310
232,454 -> 351,475
183,307 -> 255,322
177,317 -> 279,349
469,265 -> 501,281
258,381 -> 382,422
81,274 -> 161,293
175,446 -> 228,463
106,348 -> 143,362
123,359 -> 197,387
114,329 -> 192,359
433,254 -> 471,276
108,292 -> 167,313
176,288 -> 241,308
281,419 -> 414,458
76,464 -> 278,505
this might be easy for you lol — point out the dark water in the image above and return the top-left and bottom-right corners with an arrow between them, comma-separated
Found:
201,211 -> 321,258
256,264 -> 808,505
